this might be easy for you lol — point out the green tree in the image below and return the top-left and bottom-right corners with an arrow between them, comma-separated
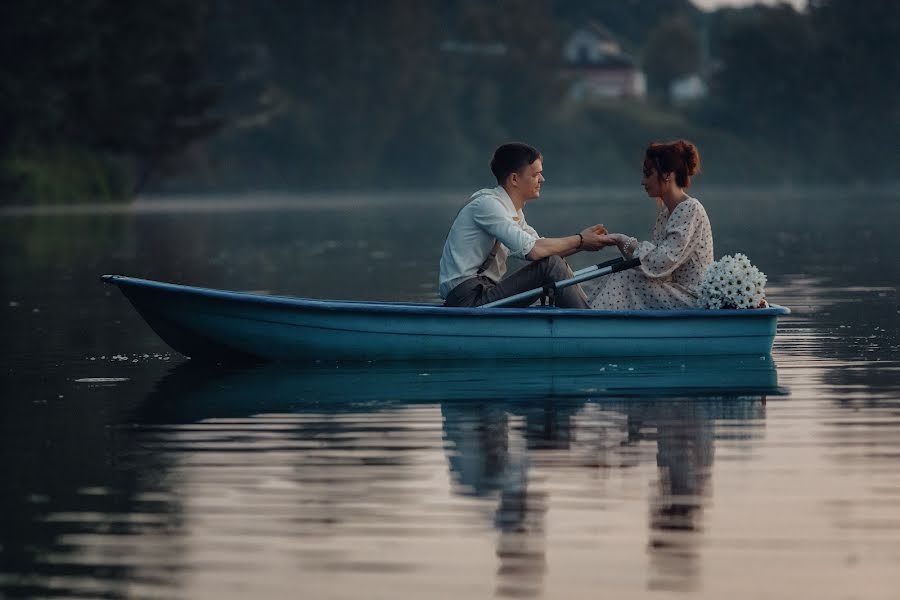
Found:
809,0 -> 900,180
642,15 -> 702,103
551,0 -> 699,52
0,1 -> 221,202
200,0 -> 566,188
203,1 -> 458,185
701,4 -> 819,179
704,1 -> 899,182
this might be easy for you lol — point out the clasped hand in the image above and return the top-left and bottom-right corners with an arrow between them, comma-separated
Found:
578,224 -> 619,251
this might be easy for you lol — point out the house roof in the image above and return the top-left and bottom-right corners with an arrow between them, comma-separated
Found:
567,52 -> 637,69
564,21 -> 639,70
580,21 -> 620,43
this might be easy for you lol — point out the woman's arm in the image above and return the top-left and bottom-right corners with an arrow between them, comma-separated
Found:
595,233 -> 638,258
605,201 -> 707,278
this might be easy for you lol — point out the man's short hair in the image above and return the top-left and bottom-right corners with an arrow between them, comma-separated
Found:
490,143 -> 541,185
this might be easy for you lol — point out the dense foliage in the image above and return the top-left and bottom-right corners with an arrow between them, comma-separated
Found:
703,0 -> 899,182
0,0 -> 895,203
0,0 -> 220,202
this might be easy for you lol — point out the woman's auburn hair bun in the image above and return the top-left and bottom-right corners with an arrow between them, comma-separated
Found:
676,140 -> 700,176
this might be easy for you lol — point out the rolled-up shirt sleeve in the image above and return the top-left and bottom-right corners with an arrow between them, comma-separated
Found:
521,219 -> 540,242
472,199 -> 538,258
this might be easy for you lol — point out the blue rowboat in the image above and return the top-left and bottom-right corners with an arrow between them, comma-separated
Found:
102,274 -> 790,362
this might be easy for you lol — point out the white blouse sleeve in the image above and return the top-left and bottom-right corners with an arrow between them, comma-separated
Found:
633,200 -> 706,278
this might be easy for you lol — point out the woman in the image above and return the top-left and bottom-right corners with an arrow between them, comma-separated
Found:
589,140 -> 713,309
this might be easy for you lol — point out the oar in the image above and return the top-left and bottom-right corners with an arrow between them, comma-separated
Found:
571,256 -> 624,277
481,256 -> 642,308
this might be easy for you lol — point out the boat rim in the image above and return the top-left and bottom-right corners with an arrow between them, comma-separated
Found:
101,274 -> 791,318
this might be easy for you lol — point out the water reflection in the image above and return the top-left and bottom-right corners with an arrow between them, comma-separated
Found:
0,377 -> 182,600
442,402 -> 549,598
146,359 -> 771,598
4,189 -> 899,598
645,405 -> 715,592
140,355 -> 783,413
0,357 -> 776,598
443,394 -> 763,596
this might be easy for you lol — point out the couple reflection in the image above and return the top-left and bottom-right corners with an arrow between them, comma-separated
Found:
443,403 -> 575,598
442,397 -> 765,596
138,359 -> 775,596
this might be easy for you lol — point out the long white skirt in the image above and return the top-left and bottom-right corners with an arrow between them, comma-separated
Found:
586,269 -> 699,310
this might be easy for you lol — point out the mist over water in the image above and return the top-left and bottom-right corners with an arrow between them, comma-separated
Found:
1,187 -> 898,599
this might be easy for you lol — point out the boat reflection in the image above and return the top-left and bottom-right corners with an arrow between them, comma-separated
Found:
135,355 -> 781,596
139,354 -> 784,422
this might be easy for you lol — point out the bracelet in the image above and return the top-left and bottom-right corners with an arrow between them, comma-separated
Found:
576,233 -> 584,249
621,237 -> 636,256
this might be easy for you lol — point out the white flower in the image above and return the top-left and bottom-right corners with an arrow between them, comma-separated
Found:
697,254 -> 768,309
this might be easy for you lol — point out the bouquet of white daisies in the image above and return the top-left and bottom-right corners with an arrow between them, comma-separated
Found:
696,253 -> 768,309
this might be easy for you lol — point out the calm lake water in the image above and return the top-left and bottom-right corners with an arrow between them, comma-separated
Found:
1,187 -> 899,599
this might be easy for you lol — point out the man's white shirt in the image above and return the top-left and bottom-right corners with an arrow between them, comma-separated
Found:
439,185 -> 540,299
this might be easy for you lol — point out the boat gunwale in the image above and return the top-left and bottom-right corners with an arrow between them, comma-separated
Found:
101,274 -> 791,319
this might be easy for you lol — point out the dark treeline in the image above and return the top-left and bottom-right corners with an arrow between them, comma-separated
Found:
0,1 -> 220,203
0,0 -> 896,204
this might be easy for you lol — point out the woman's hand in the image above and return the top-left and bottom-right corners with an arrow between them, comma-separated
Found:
579,224 -> 610,251
594,233 -> 624,248
597,233 -> 637,256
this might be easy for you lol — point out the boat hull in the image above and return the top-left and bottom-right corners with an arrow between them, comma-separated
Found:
102,275 -> 790,362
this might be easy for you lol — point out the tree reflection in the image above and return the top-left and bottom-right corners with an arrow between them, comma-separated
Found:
0,375 -> 184,600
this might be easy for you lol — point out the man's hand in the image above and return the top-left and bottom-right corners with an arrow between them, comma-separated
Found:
526,224 -> 613,260
578,224 -> 612,251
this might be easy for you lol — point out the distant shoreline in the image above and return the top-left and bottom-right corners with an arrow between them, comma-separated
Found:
2,183 -> 897,217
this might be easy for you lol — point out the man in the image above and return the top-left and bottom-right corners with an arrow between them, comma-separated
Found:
439,142 -> 608,308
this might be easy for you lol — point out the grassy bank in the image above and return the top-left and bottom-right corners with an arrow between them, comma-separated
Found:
1,146 -> 130,205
